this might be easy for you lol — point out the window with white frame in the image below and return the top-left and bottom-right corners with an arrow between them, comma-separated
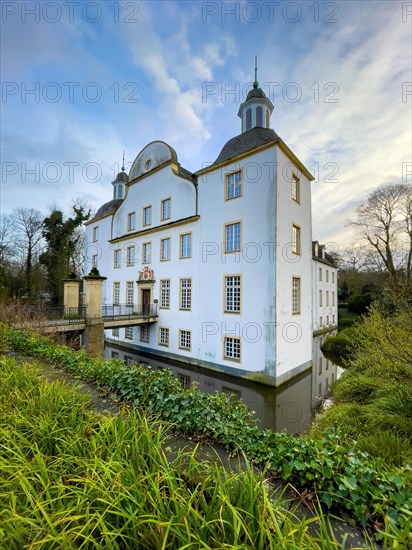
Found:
92,254 -> 98,269
92,226 -> 98,242
180,278 -> 192,310
161,198 -> 171,221
292,224 -> 301,255
326,270 -> 329,283
319,289 -> 323,307
292,277 -> 301,314
125,327 -> 133,340
319,316 -> 323,327
177,373 -> 191,389
142,242 -> 151,264
226,171 -> 241,200
291,175 -> 300,203
126,282 -> 134,305
256,105 -> 263,127
326,315 -> 329,325
114,249 -> 121,268
332,291 -> 335,306
160,279 -> 170,309
225,222 -> 241,252
143,206 -> 152,227
246,108 -> 251,130
126,245 -> 135,267
180,233 -> 191,258
224,336 -> 241,361
127,212 -> 135,231
319,267 -> 322,281
225,275 -> 241,313
326,291 -> 329,307
179,330 -> 191,350
140,324 -> 150,343
332,271 -> 335,283
160,237 -> 170,261
159,327 -> 169,347
319,357 -> 323,374
113,282 -> 120,305
112,328 -> 119,338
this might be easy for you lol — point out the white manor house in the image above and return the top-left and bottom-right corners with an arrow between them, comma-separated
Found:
85,77 -> 337,387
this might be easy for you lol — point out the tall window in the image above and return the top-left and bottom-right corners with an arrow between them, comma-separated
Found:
224,337 -> 241,361
127,212 -> 135,231
266,110 -> 270,128
177,373 -> 191,388
126,282 -> 134,306
126,245 -> 135,267
180,278 -> 192,310
92,226 -> 98,242
180,233 -> 191,259
140,324 -> 150,343
225,222 -> 241,252
125,327 -> 133,340
113,282 -> 120,305
159,327 -> 169,347
326,291 -> 329,307
179,330 -> 191,351
160,279 -> 170,309
92,254 -> 98,269
319,290 -> 323,307
114,249 -> 121,268
319,267 -> 322,281
246,108 -> 251,130
161,198 -> 171,221
292,224 -> 301,255
326,270 -> 329,282
292,277 -> 301,314
291,175 -> 300,203
256,106 -> 262,127
225,275 -> 241,313
142,242 -> 151,264
143,206 -> 152,227
160,238 -> 170,261
332,271 -> 335,283
332,291 -> 335,306
226,171 -> 242,200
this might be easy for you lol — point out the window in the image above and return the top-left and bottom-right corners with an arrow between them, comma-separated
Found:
161,198 -> 171,221
125,356 -> 134,367
225,222 -> 241,252
319,357 -> 323,375
127,212 -> 136,231
112,329 -> 119,338
113,282 -> 120,305
180,233 -> 191,258
326,315 -> 329,325
125,327 -> 133,340
256,105 -> 263,127
222,387 -> 241,400
332,271 -> 335,283
160,238 -> 170,261
159,327 -> 169,347
246,108 -> 252,130
127,245 -> 135,267
319,290 -> 323,307
114,249 -> 121,268
333,314 -> 336,324
292,277 -> 301,314
224,275 -> 241,313
126,281 -> 134,306
92,254 -> 98,269
143,205 -> 152,227
224,337 -> 241,361
142,242 -> 151,264
326,270 -> 329,283
291,175 -> 300,203
179,330 -> 191,351
319,268 -> 322,281
92,226 -> 98,242
180,278 -> 192,310
160,279 -> 170,309
292,224 -> 301,255
326,291 -> 329,307
177,373 -> 191,389
140,324 -> 150,343
319,316 -> 323,327
226,171 -> 242,200
111,350 -> 119,358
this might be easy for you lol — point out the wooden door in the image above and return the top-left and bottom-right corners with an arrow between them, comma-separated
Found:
142,289 -> 150,315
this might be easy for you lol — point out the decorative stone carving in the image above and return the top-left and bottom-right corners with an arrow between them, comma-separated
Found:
138,266 -> 154,281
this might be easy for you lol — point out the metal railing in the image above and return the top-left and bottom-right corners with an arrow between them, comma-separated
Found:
102,304 -> 158,321
19,305 -> 87,324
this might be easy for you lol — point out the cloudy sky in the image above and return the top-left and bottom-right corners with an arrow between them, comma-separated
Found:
1,0 -> 411,249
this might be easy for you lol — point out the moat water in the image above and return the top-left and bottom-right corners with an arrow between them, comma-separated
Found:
105,332 -> 342,434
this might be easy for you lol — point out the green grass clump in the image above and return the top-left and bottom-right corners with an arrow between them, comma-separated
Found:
0,357 -> 358,549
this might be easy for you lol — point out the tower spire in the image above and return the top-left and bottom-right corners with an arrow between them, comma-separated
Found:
121,151 -> 125,172
253,55 -> 258,89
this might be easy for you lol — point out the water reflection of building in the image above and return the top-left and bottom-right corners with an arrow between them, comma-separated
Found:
106,333 -> 340,434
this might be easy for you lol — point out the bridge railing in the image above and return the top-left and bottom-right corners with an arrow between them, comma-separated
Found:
102,304 -> 158,320
45,306 -> 87,324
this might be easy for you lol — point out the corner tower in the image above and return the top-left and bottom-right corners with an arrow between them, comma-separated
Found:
238,57 -> 274,133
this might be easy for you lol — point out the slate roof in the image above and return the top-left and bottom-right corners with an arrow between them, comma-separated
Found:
91,199 -> 123,221
211,127 -> 279,166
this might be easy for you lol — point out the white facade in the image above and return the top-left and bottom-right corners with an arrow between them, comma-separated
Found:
312,242 -> 338,333
85,83 -> 337,386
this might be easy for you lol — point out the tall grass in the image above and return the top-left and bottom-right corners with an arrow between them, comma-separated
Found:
0,357 -> 370,549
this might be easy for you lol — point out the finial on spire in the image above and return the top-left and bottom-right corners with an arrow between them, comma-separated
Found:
121,151 -> 125,172
253,55 -> 258,89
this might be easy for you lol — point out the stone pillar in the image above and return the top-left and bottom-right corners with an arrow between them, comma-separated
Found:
63,279 -> 81,309
83,275 -> 107,357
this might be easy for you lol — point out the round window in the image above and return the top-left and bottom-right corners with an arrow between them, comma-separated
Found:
145,159 -> 152,170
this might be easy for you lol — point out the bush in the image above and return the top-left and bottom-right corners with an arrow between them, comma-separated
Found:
321,327 -> 357,360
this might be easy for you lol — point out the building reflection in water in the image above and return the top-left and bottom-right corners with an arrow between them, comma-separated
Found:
105,332 -> 341,435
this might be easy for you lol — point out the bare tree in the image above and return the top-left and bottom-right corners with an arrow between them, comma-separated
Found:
347,184 -> 412,280
0,214 -> 14,264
